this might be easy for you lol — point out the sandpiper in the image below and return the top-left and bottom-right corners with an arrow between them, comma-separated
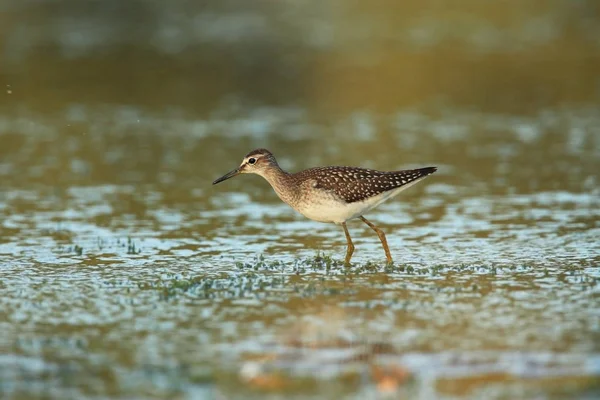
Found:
213,149 -> 436,265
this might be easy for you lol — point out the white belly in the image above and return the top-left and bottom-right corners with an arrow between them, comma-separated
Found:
296,198 -> 369,223
289,177 -> 428,224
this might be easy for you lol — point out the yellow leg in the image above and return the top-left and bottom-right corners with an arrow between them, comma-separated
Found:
360,216 -> 393,264
341,222 -> 355,266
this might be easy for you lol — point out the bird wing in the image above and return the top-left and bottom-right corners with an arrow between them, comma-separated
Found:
308,166 -> 437,203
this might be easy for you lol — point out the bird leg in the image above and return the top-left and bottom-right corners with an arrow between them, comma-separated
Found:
360,216 -> 393,265
341,222 -> 355,266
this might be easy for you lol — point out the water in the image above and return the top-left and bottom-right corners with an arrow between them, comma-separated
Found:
1,1 -> 600,399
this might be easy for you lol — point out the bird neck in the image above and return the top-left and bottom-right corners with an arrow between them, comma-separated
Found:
260,164 -> 297,204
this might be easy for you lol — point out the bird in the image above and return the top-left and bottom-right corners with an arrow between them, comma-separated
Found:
212,148 -> 437,266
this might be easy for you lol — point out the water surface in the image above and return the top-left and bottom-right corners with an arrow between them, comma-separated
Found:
1,1 -> 599,399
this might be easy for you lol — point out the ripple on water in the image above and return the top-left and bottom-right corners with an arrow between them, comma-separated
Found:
1,105 -> 599,398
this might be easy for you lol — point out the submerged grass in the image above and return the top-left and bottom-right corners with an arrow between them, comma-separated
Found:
244,253 -> 587,274
135,254 -> 596,302
153,271 -> 290,301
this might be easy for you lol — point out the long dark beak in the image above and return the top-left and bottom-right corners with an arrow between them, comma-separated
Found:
212,168 -> 240,185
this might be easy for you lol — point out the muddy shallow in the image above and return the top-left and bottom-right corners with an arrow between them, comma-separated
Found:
1,1 -> 600,399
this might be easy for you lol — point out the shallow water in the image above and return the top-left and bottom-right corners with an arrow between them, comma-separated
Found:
1,1 -> 600,399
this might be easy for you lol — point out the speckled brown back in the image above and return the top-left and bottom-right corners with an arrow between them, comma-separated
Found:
294,166 -> 437,203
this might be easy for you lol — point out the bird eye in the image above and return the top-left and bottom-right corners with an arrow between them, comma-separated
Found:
248,158 -> 256,165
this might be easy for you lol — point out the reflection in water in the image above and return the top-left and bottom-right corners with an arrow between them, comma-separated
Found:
1,0 -> 600,398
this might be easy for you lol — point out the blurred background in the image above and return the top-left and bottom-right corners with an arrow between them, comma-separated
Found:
2,0 -> 599,111
1,1 -> 599,399
1,0 -> 599,191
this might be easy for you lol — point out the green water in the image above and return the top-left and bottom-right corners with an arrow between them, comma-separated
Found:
1,1 -> 600,399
